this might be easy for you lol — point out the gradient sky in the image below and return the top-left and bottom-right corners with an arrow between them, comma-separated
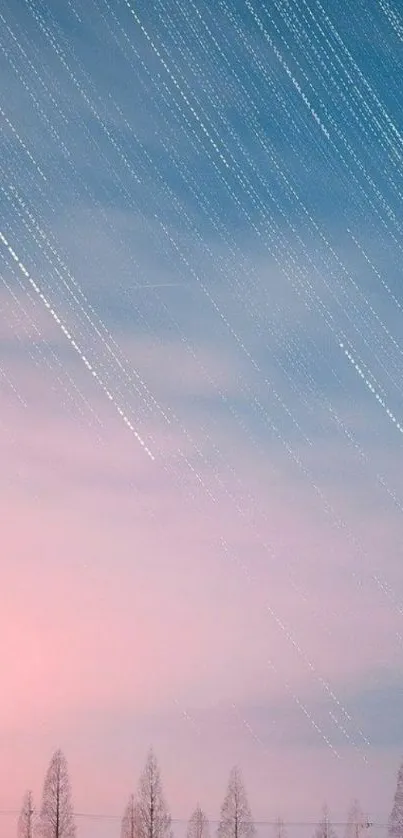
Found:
1,1 -> 403,837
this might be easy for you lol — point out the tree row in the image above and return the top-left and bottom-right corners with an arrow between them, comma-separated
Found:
17,749 -> 403,838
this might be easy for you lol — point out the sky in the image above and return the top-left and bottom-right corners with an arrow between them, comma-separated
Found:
1,0 -> 403,837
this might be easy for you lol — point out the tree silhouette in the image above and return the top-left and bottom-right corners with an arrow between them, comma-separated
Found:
187,806 -> 210,838
18,790 -> 35,838
121,793 -> 138,838
389,761 -> 403,838
273,818 -> 287,838
134,750 -> 172,838
345,799 -> 371,838
217,766 -> 255,838
38,750 -> 76,838
313,805 -> 337,838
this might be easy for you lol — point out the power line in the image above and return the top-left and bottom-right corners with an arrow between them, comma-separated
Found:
0,812 -> 389,826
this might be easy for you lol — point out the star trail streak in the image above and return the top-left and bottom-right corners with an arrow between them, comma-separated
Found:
1,0 -> 403,827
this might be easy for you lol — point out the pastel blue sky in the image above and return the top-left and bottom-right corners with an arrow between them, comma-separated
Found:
1,1 -> 403,837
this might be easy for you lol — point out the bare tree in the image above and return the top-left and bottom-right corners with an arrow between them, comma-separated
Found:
273,818 -> 287,838
187,806 -> 210,838
345,800 -> 371,838
217,766 -> 255,838
18,790 -> 35,838
313,805 -> 337,838
134,749 -> 173,838
389,762 -> 403,838
121,794 -> 139,838
37,750 -> 76,838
